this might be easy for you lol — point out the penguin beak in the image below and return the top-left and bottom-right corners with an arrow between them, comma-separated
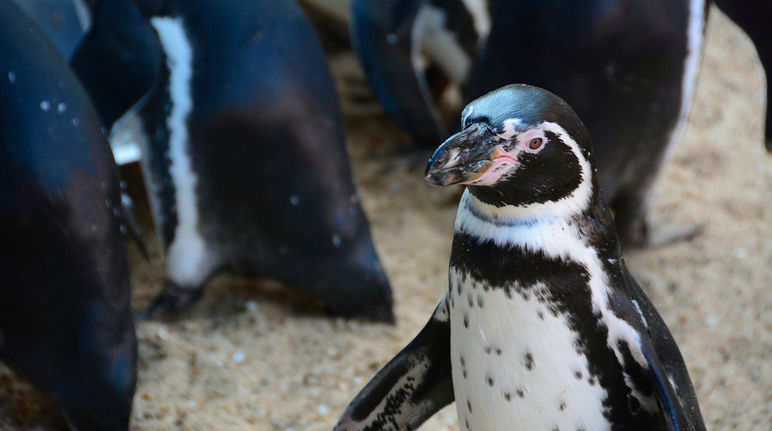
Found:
424,123 -> 501,186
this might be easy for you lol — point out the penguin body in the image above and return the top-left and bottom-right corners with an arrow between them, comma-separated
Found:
74,0 -> 393,321
334,85 -> 705,431
0,2 -> 136,428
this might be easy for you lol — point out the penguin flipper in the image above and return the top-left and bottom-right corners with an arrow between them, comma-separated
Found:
639,342 -> 691,431
612,271 -> 705,431
334,298 -> 453,431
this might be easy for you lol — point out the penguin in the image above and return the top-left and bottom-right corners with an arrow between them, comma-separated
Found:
333,85 -> 706,431
72,0 -> 394,321
0,1 -> 136,429
350,0 -> 487,145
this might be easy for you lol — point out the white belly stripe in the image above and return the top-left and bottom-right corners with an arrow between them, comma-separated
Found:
151,17 -> 218,287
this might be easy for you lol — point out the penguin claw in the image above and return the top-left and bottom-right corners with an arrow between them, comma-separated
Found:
144,281 -> 204,320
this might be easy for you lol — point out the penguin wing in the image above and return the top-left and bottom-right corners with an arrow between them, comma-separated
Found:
611,270 -> 706,431
333,298 -> 453,431
637,341 -> 690,431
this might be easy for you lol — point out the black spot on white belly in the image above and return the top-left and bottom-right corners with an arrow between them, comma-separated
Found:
524,352 -> 534,370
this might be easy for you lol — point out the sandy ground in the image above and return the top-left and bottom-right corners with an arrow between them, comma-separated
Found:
1,7 -> 770,431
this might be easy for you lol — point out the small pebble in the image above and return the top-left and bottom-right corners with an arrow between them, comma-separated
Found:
750,367 -> 759,381
233,352 -> 245,363
318,404 -> 328,416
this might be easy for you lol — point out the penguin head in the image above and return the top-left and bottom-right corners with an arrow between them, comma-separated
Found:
425,84 -> 598,217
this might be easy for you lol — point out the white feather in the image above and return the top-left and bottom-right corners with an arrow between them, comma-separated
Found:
450,272 -> 609,430
151,16 -> 218,287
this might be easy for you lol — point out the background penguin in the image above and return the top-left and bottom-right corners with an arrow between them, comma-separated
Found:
73,0 -> 394,321
350,0 -> 486,145
334,85 -> 705,430
0,1 -> 136,429
350,0 -> 771,248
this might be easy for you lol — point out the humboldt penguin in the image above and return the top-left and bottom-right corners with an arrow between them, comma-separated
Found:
72,0 -> 394,321
334,85 -> 705,431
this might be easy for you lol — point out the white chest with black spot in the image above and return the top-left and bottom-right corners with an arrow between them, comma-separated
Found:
448,269 -> 610,431
446,189 -> 656,430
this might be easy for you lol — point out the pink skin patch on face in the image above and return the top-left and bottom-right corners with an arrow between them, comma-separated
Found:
462,147 -> 519,186
459,126 -> 547,187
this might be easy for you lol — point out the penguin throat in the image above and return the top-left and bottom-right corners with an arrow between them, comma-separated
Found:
460,186 -> 589,231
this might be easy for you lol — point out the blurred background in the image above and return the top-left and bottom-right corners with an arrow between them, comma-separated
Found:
0,1 -> 769,430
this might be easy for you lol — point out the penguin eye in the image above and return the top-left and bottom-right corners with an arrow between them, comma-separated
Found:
528,137 -> 543,150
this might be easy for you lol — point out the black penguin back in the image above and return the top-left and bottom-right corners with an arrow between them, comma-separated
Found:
0,2 -> 136,428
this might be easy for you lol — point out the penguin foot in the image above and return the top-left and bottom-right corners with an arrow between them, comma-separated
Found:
141,281 -> 204,320
648,223 -> 705,248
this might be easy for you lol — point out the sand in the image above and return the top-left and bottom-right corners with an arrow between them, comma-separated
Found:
1,6 -> 769,431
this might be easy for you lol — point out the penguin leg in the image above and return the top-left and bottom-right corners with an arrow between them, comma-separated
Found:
334,298 -> 453,431
713,0 -> 772,152
140,280 -> 205,320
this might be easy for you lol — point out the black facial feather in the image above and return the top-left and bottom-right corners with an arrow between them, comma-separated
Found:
468,130 -> 583,207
